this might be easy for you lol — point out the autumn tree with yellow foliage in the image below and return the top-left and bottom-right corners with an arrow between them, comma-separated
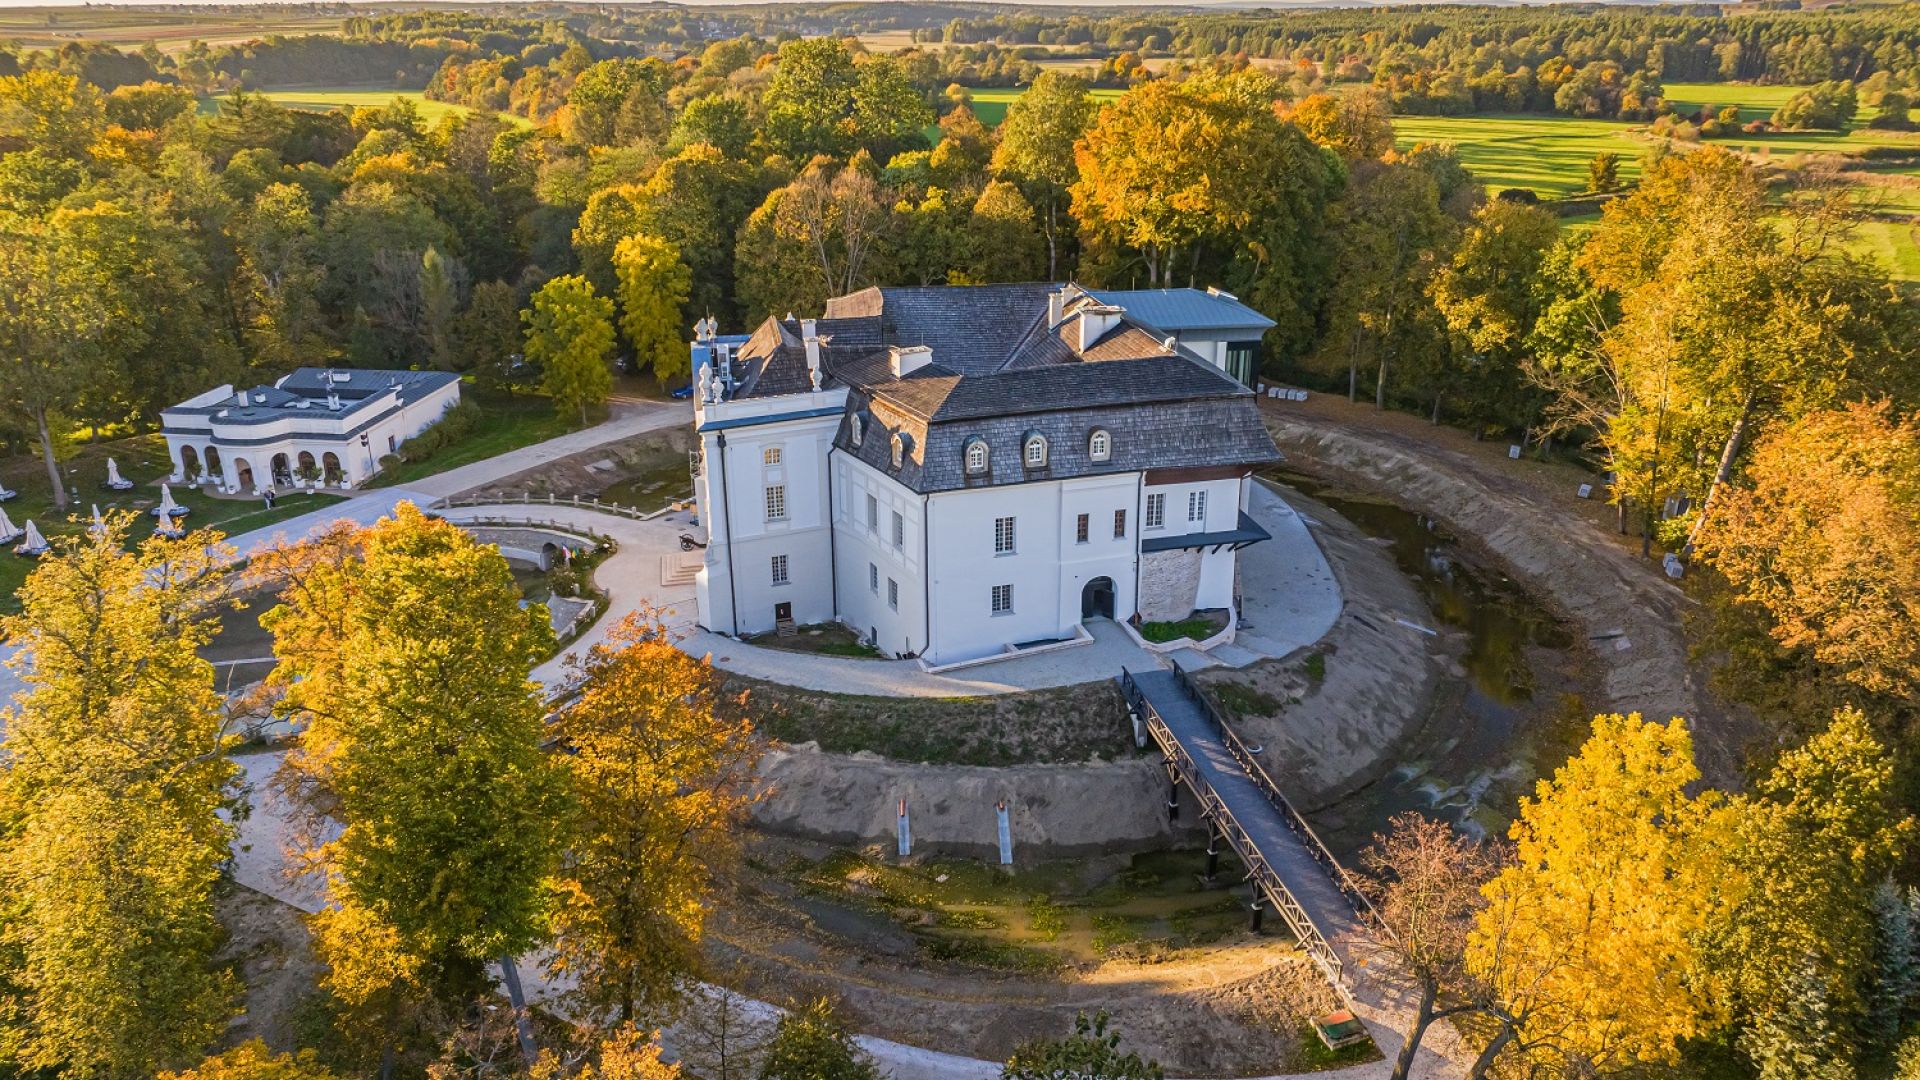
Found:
547,611 -> 761,1025
1467,713 -> 1731,1075
264,504 -> 566,1038
0,515 -> 239,1078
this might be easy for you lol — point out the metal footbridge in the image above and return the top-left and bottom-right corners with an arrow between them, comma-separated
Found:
1121,662 -> 1379,991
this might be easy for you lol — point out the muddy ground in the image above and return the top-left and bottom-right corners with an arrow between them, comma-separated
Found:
460,427 -> 695,512
217,883 -> 322,1054
708,835 -> 1364,1077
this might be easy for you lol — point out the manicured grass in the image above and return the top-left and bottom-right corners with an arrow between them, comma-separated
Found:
1136,615 -> 1223,643
1660,81 -> 1819,122
199,87 -> 530,129
1391,113 -> 1649,197
1846,218 -> 1920,281
366,391 -> 576,488
0,433 -> 349,614
956,85 -> 1126,127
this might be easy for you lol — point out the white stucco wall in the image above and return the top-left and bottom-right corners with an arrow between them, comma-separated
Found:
692,390 -> 845,637
163,380 -> 461,494
831,453 -> 928,658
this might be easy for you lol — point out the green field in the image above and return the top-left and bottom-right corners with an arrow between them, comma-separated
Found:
959,85 -> 1126,127
1391,113 -> 1649,196
200,88 -> 529,129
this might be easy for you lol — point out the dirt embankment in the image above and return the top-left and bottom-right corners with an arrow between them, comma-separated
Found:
1199,483 -> 1447,809
461,428 -> 694,506
1261,402 -> 1752,786
752,746 -> 1201,859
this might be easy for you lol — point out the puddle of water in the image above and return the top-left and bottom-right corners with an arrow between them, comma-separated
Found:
1266,469 -> 1590,851
787,848 -> 1267,973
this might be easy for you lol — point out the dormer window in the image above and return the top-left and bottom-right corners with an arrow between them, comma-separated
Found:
892,432 -> 912,469
1023,434 -> 1049,469
965,439 -> 989,475
1088,429 -> 1111,463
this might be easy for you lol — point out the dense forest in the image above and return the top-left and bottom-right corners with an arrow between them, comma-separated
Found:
2,5 -> 1920,1079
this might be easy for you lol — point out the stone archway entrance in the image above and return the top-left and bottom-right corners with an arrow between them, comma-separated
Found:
179,445 -> 201,479
1081,576 -> 1115,620
321,452 -> 343,485
270,452 -> 292,486
203,446 -> 223,480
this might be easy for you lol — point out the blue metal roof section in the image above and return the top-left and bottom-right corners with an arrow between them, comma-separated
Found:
691,334 -> 753,379
1085,288 -> 1276,335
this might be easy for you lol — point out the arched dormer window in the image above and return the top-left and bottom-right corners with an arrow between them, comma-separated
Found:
965,438 -> 989,475
892,432 -> 913,469
1088,428 -> 1111,463
850,412 -> 865,447
1023,433 -> 1049,469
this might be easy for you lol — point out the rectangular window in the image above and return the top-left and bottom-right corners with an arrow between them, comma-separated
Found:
869,563 -> 878,593
887,578 -> 899,610
763,446 -> 782,466
1075,513 -> 1089,544
771,554 -> 789,586
1114,509 -> 1127,539
1145,493 -> 1165,529
991,584 -> 1013,614
1188,490 -> 1207,523
764,484 -> 786,522
892,511 -> 904,549
866,493 -> 878,530
993,516 -> 1015,554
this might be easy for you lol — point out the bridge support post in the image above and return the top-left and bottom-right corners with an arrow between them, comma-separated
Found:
1249,895 -> 1265,934
1203,828 -> 1221,885
1164,760 -> 1180,824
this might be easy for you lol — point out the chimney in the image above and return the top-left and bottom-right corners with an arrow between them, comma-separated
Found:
800,318 -> 821,385
1077,304 -> 1122,353
1047,289 -> 1065,329
889,344 -> 933,378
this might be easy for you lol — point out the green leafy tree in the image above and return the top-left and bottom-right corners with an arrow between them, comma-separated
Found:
670,95 -> 754,158
235,182 -> 331,371
524,274 -> 616,425
1709,709 -> 1910,1078
0,212 -> 114,509
1002,1011 -> 1164,1080
849,56 -> 933,163
0,516 -> 238,1077
456,280 -> 525,391
760,38 -> 860,161
263,505 -> 566,1015
963,180 -> 1046,284
757,1000 -> 879,1080
1427,198 -> 1559,428
614,234 -> 693,388
418,244 -> 462,370
1588,152 -> 1621,193
991,71 -> 1097,278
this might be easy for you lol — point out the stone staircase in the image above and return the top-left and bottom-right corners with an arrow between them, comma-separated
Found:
659,552 -> 701,588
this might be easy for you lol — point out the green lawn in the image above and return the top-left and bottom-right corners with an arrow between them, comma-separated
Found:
956,85 -> 1126,127
0,435 -> 350,613
200,87 -> 530,129
365,391 -> 576,488
1391,113 -> 1648,197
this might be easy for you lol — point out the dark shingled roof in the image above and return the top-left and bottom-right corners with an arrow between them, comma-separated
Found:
724,283 -> 1280,494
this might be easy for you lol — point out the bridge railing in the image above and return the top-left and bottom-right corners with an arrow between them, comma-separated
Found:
1165,660 -> 1386,934
1121,668 -> 1346,986
432,492 -> 682,522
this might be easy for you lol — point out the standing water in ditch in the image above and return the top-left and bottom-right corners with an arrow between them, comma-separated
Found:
1266,469 -> 1592,852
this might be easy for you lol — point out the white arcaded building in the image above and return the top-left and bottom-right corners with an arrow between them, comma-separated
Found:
689,283 -> 1281,667
161,368 -> 462,494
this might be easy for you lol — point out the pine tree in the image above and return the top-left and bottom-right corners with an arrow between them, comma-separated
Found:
1870,879 -> 1920,1050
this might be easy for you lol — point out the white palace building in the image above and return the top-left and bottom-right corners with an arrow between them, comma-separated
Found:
689,282 -> 1283,668
162,368 -> 462,494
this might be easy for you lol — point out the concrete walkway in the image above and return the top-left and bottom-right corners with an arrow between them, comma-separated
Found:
453,480 -> 1345,699
406,400 -> 690,500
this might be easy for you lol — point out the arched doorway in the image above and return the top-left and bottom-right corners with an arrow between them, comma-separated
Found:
321,452 -> 343,485
297,450 -> 317,478
203,446 -> 223,480
1081,576 -> 1115,620
270,453 -> 291,486
234,457 -> 255,493
179,445 -> 201,479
